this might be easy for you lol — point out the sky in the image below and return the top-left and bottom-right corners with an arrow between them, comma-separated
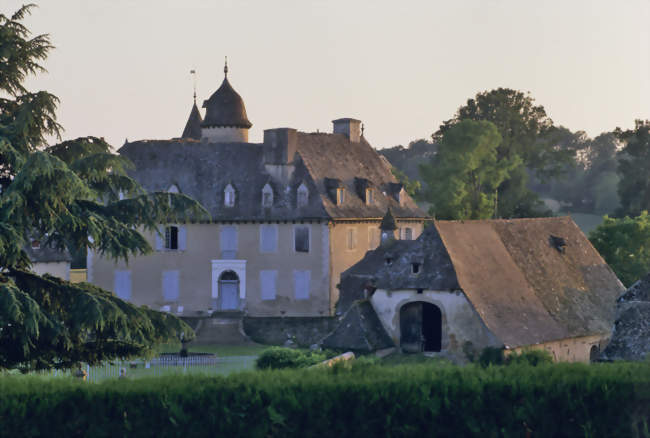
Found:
6,0 -> 650,149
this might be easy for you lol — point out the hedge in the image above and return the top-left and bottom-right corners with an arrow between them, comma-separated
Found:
1,362 -> 649,437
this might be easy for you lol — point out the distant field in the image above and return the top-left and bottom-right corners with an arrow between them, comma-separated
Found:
566,213 -> 605,234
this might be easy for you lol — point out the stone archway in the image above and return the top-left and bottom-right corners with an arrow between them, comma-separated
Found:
219,270 -> 240,310
400,301 -> 442,353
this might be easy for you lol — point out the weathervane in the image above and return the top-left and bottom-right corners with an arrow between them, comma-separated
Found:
361,123 -> 365,136
190,68 -> 197,103
224,56 -> 228,77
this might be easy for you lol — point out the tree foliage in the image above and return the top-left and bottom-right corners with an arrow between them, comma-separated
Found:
420,120 -> 520,219
615,120 -> 650,217
589,212 -> 650,287
433,88 -> 570,218
0,5 -> 207,371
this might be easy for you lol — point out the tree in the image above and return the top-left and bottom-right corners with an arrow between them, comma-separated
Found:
391,167 -> 421,198
434,88 -> 571,218
0,5 -> 207,371
589,212 -> 650,287
615,120 -> 650,217
420,120 -> 520,219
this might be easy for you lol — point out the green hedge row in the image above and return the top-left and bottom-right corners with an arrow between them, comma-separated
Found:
1,362 -> 649,437
255,347 -> 336,369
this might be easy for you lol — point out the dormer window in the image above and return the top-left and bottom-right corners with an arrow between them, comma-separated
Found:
411,262 -> 421,275
336,188 -> 346,205
297,183 -> 309,207
385,257 -> 392,265
31,239 -> 41,250
365,188 -> 374,205
262,183 -> 274,208
398,188 -> 406,206
167,184 -> 180,194
224,184 -> 236,207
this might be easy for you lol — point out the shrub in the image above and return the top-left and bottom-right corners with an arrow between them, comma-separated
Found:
478,347 -> 505,367
506,349 -> 553,366
255,347 -> 333,370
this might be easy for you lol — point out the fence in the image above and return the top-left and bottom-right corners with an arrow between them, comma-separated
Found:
40,355 -> 257,383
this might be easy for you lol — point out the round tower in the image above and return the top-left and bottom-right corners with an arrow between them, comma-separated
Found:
201,59 -> 252,143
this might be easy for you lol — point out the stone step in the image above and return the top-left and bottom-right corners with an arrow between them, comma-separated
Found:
192,316 -> 251,345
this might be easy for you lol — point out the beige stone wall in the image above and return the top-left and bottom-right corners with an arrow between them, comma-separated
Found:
90,222 -> 329,317
31,261 -> 70,280
328,220 -> 423,314
201,126 -> 248,143
509,334 -> 607,363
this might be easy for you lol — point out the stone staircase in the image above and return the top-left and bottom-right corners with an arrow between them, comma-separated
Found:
190,311 -> 252,345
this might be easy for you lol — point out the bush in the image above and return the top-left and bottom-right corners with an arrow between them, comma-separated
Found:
478,347 -> 505,367
0,362 -> 649,437
255,347 -> 334,370
506,349 -> 553,366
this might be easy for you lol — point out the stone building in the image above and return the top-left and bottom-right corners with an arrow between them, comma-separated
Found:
327,215 -> 624,362
88,64 -> 427,318
25,238 -> 71,280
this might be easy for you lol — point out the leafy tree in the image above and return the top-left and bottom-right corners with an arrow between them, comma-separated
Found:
434,88 -> 570,218
391,167 -> 421,198
0,5 -> 206,371
420,120 -> 520,219
589,212 -> 650,287
615,120 -> 650,217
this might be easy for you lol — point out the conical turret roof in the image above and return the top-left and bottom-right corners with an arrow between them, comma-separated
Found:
181,101 -> 203,140
201,68 -> 252,129
380,208 -> 398,231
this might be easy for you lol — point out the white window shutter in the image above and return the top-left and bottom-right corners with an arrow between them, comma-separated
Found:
155,227 -> 163,251
260,270 -> 277,300
260,225 -> 278,253
178,226 -> 187,250
114,270 -> 132,301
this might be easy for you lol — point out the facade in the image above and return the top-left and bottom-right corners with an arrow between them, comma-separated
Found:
330,216 -> 625,362
25,238 -> 71,280
89,66 -> 427,317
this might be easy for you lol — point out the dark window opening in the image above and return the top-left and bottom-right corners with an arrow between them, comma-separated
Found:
295,226 -> 310,252
400,302 -> 442,353
589,345 -> 600,363
31,239 -> 41,249
417,288 -> 423,294
165,226 -> 178,250
412,263 -> 421,274
385,257 -> 392,265
550,235 -> 567,253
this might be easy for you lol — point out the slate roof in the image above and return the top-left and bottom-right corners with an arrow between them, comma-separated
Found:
24,242 -> 71,264
202,76 -> 252,129
600,273 -> 650,361
181,101 -> 203,140
322,300 -> 394,352
340,217 -> 625,349
118,133 -> 426,222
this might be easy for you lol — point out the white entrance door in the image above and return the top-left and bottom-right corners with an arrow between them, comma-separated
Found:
219,271 -> 239,310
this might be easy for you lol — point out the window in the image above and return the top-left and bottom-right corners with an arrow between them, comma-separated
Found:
385,257 -> 392,265
368,227 -> 380,250
167,184 -> 180,193
224,184 -> 236,207
114,270 -> 132,300
398,188 -> 406,206
260,224 -> 278,253
220,226 -> 238,258
162,270 -> 180,302
346,227 -> 357,250
401,227 -> 413,240
156,225 -> 186,251
336,188 -> 346,205
294,226 -> 310,252
31,239 -> 40,250
293,270 -> 311,300
260,270 -> 278,300
365,188 -> 374,205
262,183 -> 274,208
165,226 -> 178,250
297,183 -> 309,207
411,263 -> 421,275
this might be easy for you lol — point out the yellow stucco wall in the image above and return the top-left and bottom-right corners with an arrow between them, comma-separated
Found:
31,261 -> 70,280
328,220 -> 424,314
90,223 -> 330,317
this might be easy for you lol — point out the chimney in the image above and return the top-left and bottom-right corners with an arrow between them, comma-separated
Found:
263,128 -> 297,164
332,118 -> 362,143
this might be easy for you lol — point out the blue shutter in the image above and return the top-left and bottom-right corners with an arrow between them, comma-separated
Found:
220,226 -> 238,258
114,270 -> 132,300
260,225 -> 278,253
162,270 -> 180,302
260,270 -> 277,300
178,226 -> 187,250
293,270 -> 310,300
155,227 -> 163,251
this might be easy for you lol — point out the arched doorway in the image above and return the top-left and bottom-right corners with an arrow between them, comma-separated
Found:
589,345 -> 600,363
219,270 -> 240,310
400,301 -> 442,353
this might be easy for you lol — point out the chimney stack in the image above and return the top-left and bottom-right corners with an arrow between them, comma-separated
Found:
332,118 -> 362,143
263,128 -> 297,164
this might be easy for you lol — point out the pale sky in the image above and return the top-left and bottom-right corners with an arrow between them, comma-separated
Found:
7,0 -> 650,149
